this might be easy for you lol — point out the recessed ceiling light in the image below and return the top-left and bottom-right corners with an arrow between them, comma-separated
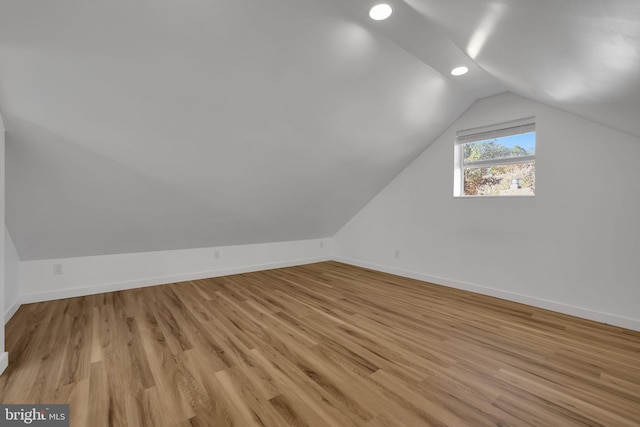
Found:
451,66 -> 469,76
369,4 -> 393,21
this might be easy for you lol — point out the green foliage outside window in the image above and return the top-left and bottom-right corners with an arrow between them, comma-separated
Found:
463,141 -> 532,162
463,140 -> 535,196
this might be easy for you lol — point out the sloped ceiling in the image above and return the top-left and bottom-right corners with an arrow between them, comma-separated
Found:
406,0 -> 640,136
1,0 -> 638,260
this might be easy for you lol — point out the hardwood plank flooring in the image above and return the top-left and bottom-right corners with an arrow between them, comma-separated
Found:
1,261 -> 639,426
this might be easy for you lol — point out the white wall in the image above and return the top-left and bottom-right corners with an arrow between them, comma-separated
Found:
0,113 -> 7,374
4,227 -> 20,323
21,238 -> 331,303
334,92 -> 640,331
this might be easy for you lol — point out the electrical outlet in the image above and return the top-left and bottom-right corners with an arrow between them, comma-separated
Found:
214,250 -> 220,259
53,264 -> 63,275
395,250 -> 400,259
320,241 -> 324,248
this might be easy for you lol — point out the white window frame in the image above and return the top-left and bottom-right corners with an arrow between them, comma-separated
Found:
454,117 -> 536,197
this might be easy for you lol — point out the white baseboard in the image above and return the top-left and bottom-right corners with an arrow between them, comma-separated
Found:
21,256 -> 330,304
334,256 -> 640,332
4,298 -> 21,324
0,352 -> 7,376
15,249 -> 639,332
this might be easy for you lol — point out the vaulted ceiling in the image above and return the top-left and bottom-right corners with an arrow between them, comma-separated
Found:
1,0 -> 638,260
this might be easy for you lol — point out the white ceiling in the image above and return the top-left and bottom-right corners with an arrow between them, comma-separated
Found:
1,0 -> 638,260
407,0 -> 640,136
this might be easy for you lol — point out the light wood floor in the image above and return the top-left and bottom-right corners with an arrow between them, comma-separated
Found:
1,262 -> 639,426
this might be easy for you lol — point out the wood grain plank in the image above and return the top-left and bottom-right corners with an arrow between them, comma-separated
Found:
1,261 -> 639,426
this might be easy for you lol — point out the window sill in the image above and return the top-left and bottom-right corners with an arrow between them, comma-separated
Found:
453,194 -> 535,199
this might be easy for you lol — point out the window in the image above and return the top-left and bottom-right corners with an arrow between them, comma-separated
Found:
454,117 -> 536,197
